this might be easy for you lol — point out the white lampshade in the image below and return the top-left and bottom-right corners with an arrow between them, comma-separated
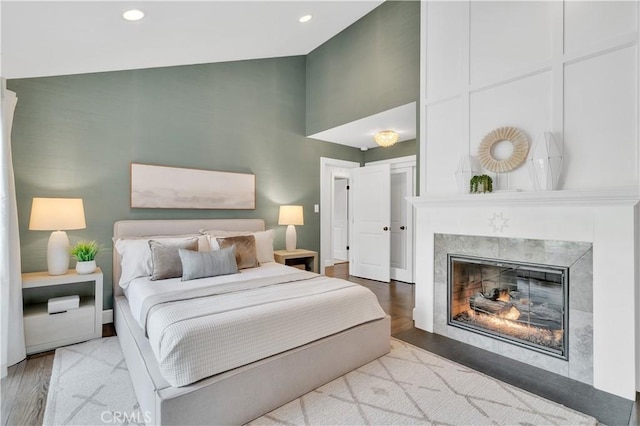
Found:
29,198 -> 86,231
29,198 -> 86,275
527,132 -> 563,191
278,205 -> 304,226
279,205 -> 303,251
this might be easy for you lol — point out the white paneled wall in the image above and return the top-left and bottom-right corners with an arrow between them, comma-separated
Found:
420,1 -> 639,194
469,2 -> 553,87
564,46 -> 638,188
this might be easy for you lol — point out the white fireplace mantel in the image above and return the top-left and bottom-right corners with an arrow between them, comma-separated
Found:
409,187 -> 640,400
408,187 -> 639,208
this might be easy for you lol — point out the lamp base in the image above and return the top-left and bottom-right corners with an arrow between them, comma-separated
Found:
47,230 -> 70,275
285,225 -> 297,252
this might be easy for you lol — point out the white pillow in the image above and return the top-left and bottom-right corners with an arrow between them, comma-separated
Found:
253,229 -> 275,263
204,229 -> 275,263
115,236 -> 205,288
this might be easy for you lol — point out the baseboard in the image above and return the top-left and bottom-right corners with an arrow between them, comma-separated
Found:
102,309 -> 113,324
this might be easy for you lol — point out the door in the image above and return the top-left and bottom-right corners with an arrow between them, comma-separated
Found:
390,167 -> 414,283
349,163 -> 391,282
332,178 -> 349,262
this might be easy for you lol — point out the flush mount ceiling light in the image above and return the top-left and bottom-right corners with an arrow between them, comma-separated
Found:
299,15 -> 312,23
374,130 -> 399,147
123,9 -> 145,21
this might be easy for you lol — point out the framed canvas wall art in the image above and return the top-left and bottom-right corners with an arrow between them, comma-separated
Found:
131,163 -> 255,209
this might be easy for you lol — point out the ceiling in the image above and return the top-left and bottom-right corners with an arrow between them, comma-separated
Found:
308,102 -> 416,150
1,0 -> 384,79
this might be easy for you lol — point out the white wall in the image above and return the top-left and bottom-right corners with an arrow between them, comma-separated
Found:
420,1 -> 639,194
0,0 -> 3,78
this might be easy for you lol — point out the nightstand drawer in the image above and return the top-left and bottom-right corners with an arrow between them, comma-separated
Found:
24,305 -> 95,348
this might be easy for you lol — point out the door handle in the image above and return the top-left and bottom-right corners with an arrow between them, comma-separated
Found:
400,226 -> 406,230
383,227 -> 389,231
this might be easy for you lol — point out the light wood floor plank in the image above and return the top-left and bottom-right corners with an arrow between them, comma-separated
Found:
3,353 -> 53,426
2,358 -> 27,425
3,352 -> 54,425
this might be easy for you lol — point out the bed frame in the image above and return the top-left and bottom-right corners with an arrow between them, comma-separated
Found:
112,219 -> 390,425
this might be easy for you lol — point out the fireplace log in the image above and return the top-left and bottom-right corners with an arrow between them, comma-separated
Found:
470,293 -> 513,315
470,293 -> 562,326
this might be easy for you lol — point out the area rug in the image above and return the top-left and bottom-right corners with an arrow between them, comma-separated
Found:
44,337 -> 596,425
43,337 -> 144,426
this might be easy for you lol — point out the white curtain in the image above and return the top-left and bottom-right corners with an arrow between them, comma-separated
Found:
1,82 -> 26,378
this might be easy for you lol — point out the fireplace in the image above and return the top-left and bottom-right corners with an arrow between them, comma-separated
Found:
410,189 -> 639,399
448,255 -> 568,359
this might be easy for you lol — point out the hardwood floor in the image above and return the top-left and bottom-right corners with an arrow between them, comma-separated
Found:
1,324 -> 115,426
3,269 -> 638,426
1,352 -> 52,426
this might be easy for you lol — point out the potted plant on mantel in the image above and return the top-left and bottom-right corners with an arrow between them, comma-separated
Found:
470,174 -> 493,194
70,240 -> 101,274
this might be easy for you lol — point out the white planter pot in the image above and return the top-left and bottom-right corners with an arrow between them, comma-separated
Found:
76,260 -> 96,275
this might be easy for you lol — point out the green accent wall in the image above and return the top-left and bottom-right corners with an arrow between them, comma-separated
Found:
9,57 -> 363,310
364,139 -> 417,163
305,0 -> 420,135
8,1 -> 422,312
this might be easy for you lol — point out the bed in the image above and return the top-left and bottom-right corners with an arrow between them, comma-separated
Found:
112,219 -> 390,425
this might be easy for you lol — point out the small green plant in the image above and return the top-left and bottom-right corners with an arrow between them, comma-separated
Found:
70,240 -> 101,262
470,174 -> 493,193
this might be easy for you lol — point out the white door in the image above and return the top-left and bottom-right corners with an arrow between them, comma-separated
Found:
390,167 -> 415,283
350,163 -> 391,282
332,178 -> 349,262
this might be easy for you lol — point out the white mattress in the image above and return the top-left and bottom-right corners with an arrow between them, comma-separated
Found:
126,263 -> 386,387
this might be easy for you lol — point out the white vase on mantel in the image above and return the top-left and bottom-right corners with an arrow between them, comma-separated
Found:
455,155 -> 480,194
527,132 -> 563,191
76,260 -> 96,275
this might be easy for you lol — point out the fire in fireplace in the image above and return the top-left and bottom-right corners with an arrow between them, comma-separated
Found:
448,255 -> 568,359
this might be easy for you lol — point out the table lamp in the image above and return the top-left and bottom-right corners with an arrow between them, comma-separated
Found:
29,197 -> 86,275
278,205 -> 303,251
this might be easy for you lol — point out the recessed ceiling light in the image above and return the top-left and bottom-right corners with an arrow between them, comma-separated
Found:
123,9 -> 145,21
299,15 -> 312,23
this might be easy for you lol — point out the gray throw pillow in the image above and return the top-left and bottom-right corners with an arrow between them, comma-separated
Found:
149,238 -> 198,280
179,246 -> 239,281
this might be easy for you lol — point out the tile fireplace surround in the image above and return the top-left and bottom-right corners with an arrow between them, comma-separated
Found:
410,188 -> 639,400
435,234 -> 592,383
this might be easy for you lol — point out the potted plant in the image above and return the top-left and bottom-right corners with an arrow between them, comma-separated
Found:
470,174 -> 493,194
70,240 -> 101,274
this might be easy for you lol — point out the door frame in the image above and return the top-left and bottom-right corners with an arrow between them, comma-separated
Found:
331,175 -> 350,263
320,157 -> 360,274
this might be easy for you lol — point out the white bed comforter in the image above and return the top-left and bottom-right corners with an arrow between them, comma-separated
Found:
126,263 -> 386,387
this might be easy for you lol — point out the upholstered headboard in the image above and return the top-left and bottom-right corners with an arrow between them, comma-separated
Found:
112,219 -> 265,297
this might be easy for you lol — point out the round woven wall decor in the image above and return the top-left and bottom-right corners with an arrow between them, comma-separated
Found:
477,127 -> 529,173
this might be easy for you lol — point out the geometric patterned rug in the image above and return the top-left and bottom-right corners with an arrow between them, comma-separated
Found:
250,339 -> 597,426
43,337 -> 144,426
44,337 -> 597,425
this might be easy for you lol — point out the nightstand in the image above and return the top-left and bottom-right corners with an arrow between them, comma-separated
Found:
274,249 -> 318,273
22,268 -> 103,354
